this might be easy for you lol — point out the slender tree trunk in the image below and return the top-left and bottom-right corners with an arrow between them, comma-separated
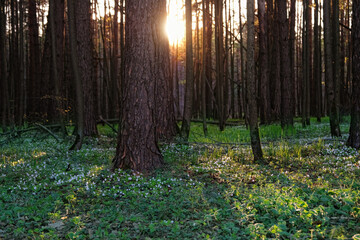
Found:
324,0 -> 341,137
258,0 -> 270,124
202,0 -> 208,136
215,0 -> 225,131
68,0 -> 84,150
314,0 -> 322,122
205,0 -> 213,118
28,0 -> 40,121
302,0 -> 310,126
153,0 -> 178,141
279,0 -> 293,128
180,0 -> 194,140
290,0 -> 296,118
247,0 -> 263,162
112,0 -> 163,173
347,0 -> 360,148
49,0 -> 66,133
0,0 -> 8,131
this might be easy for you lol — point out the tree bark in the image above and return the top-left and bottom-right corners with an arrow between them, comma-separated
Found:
314,0 -> 322,122
75,0 -> 98,137
258,0 -> 271,124
279,0 -> 293,128
112,0 -> 164,172
347,0 -> 360,148
247,0 -> 263,162
68,0 -> 84,150
0,0 -> 8,131
324,0 -> 341,137
180,0 -> 194,140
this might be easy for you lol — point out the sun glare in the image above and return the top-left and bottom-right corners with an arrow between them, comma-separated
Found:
166,1 -> 185,46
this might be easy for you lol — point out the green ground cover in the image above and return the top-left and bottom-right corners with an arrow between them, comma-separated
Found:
0,118 -> 359,239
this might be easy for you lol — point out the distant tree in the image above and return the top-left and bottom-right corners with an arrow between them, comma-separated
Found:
28,0 -> 41,120
247,0 -> 263,162
180,0 -> 194,140
347,0 -> 360,148
0,0 -> 8,131
112,0 -> 165,172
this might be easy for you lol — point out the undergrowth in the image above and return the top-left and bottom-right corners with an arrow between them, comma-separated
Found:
0,117 -> 359,239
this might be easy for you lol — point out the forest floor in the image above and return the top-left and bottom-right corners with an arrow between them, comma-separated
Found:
0,118 -> 359,239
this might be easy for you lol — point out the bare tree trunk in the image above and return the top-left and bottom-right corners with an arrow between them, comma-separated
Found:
180,0 -> 194,140
290,0 -> 296,118
314,0 -> 322,122
302,0 -> 310,127
68,0 -> 84,150
75,0 -> 98,137
28,0 -> 41,120
258,0 -> 270,124
215,0 -> 225,131
202,0 -> 208,136
0,0 -> 8,131
153,0 -> 178,141
347,0 -> 360,148
247,0 -> 263,162
324,0 -> 341,137
112,0 -> 163,173
279,0 -> 293,128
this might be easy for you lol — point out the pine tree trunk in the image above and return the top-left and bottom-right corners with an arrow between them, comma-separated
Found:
0,0 -> 8,131
324,0 -> 341,137
247,0 -> 263,162
279,0 -> 293,128
258,0 -> 271,124
68,0 -> 84,150
347,0 -> 360,148
112,0 -> 163,173
181,0 -> 194,140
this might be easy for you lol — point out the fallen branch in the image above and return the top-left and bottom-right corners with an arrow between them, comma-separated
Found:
34,123 -> 61,142
98,116 -> 118,133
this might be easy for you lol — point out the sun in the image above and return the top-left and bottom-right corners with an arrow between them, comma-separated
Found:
166,16 -> 185,46
166,1 -> 185,46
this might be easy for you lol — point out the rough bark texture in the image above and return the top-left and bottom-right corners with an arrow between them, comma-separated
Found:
247,0 -> 263,162
290,0 -> 296,118
258,0 -> 271,124
75,0 -> 98,136
180,0 -> 194,140
205,0 -> 212,118
347,0 -> 360,148
279,0 -> 293,127
112,0 -> 163,173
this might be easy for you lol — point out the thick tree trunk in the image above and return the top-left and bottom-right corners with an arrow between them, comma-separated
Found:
290,0 -> 296,118
205,0 -> 213,118
347,0 -> 360,148
202,0 -> 208,136
112,0 -> 163,172
74,0 -> 98,137
247,0 -> 263,162
180,0 -> 194,140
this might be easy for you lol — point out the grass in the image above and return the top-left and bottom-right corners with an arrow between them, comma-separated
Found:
0,117 -> 359,239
